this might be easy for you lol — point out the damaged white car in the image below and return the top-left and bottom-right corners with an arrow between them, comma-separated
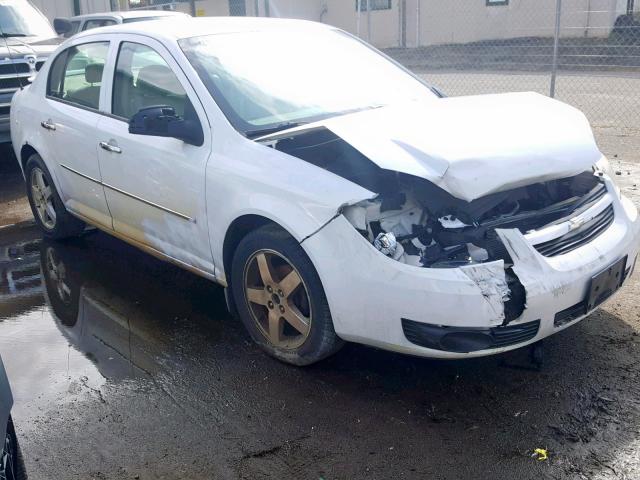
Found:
11,18 -> 640,365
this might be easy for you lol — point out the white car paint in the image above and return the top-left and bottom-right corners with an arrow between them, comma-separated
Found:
10,17 -> 640,360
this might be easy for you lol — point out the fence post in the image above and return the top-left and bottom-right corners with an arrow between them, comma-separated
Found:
550,0 -> 562,98
416,0 -> 421,47
367,0 -> 372,43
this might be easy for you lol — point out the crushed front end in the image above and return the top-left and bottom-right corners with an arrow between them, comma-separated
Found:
302,168 -> 639,358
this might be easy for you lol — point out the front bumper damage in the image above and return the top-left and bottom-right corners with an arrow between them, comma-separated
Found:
302,178 -> 640,359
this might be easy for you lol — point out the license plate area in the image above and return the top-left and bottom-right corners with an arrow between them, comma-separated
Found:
586,256 -> 627,311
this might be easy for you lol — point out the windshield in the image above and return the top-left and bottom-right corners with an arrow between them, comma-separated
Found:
179,28 -> 437,136
0,0 -> 56,38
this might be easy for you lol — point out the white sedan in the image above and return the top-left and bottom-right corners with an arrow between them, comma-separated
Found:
10,18 -> 640,365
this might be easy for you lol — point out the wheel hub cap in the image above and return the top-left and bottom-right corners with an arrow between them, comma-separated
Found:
30,167 -> 56,230
244,250 -> 312,349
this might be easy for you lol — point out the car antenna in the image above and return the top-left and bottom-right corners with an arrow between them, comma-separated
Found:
0,24 -> 25,91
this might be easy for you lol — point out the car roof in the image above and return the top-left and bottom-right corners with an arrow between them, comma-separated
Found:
72,16 -> 332,42
70,10 -> 187,22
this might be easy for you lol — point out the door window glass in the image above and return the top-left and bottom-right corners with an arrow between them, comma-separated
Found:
47,42 -> 109,110
112,42 -> 188,120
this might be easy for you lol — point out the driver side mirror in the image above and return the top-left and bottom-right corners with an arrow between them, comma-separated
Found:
53,18 -> 72,36
128,106 -> 204,147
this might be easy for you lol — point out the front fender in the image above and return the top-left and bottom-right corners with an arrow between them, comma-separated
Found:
206,138 -> 374,279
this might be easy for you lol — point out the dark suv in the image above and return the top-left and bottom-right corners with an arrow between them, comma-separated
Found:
0,0 -> 61,143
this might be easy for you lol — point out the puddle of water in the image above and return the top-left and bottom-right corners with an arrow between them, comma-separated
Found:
0,226 -> 208,421
0,306 -> 106,419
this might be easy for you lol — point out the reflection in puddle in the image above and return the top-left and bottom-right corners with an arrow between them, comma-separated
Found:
0,226 -> 227,419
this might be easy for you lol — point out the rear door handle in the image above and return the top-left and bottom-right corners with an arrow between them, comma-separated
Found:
40,120 -> 56,131
99,141 -> 122,154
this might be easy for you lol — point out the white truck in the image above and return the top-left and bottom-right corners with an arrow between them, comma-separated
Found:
0,0 -> 61,144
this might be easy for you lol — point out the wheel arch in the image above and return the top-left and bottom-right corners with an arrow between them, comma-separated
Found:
222,214 -> 286,285
19,143 -> 38,174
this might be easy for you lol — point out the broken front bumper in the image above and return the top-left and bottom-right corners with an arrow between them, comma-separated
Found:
303,182 -> 640,359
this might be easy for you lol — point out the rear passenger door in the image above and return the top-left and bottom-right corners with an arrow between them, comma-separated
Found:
44,40 -> 113,230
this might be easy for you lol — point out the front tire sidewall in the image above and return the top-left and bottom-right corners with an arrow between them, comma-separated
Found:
25,154 -> 83,239
231,226 -> 342,366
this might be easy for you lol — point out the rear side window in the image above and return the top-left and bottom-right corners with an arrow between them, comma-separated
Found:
47,42 -> 110,110
83,19 -> 117,31
112,42 -> 189,120
63,20 -> 81,38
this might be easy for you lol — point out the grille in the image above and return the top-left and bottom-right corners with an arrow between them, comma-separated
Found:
534,204 -> 614,257
0,63 -> 29,75
492,321 -> 541,348
401,318 -> 540,352
0,105 -> 9,117
554,302 -> 587,327
0,76 -> 29,92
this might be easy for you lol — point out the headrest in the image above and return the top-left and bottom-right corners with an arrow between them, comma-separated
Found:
136,65 -> 185,95
85,63 -> 104,84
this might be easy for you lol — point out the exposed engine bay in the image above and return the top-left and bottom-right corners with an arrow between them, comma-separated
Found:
341,170 -> 604,269
263,127 -> 604,270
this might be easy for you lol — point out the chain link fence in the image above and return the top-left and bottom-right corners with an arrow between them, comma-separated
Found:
372,0 -> 640,160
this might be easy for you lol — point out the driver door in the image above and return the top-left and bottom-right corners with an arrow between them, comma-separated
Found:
96,37 -> 214,274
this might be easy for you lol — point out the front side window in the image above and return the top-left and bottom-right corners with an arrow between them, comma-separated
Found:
63,20 -> 81,38
112,42 -> 189,120
180,29 -> 436,136
83,19 -> 117,31
47,42 -> 109,110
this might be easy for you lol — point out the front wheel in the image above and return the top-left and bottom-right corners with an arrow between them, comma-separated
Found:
25,154 -> 84,239
231,225 -> 343,366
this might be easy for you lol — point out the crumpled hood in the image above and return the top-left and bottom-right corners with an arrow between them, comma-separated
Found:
264,92 -> 601,202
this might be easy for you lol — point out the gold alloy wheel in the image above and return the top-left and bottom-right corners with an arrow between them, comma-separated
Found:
243,250 -> 312,349
30,167 -> 56,230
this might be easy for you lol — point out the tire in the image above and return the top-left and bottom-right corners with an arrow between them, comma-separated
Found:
41,243 -> 81,327
231,224 -> 343,366
24,154 -> 84,239
1,416 -> 27,480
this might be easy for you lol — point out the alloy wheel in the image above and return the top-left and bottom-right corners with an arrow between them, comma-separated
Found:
30,167 -> 56,230
46,248 -> 72,305
243,250 -> 312,349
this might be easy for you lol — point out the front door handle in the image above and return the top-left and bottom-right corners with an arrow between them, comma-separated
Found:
40,120 -> 56,131
99,141 -> 122,154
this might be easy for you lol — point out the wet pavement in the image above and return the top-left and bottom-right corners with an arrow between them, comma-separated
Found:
0,217 -> 639,479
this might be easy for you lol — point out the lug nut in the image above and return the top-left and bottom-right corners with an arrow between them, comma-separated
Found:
268,301 -> 274,309
278,289 -> 284,297
267,285 -> 273,293
279,305 -> 285,313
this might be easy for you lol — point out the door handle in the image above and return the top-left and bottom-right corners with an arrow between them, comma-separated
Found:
40,120 -> 56,131
99,141 -> 122,154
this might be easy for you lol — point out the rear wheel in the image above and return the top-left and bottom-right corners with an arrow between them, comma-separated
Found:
231,225 -> 343,365
25,154 -> 84,239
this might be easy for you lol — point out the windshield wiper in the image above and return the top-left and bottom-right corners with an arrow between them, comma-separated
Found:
0,33 -> 28,37
245,121 -> 307,139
